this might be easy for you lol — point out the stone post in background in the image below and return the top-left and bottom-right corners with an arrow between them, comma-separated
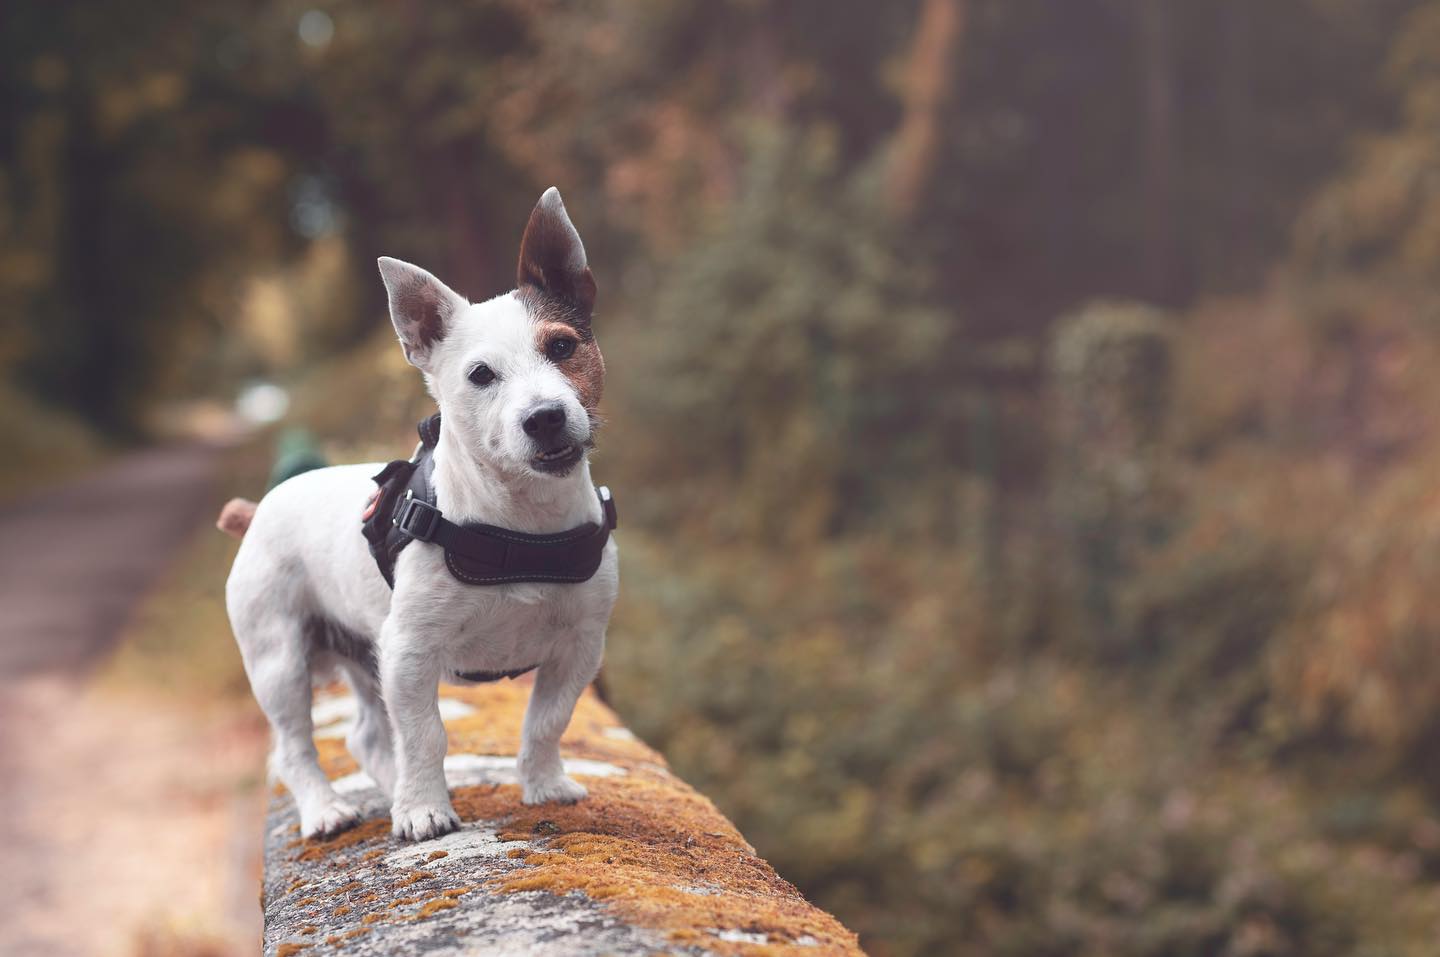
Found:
1049,300 -> 1176,651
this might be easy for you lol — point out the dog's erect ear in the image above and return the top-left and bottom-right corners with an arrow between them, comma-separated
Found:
517,187 -> 596,319
377,257 -> 468,370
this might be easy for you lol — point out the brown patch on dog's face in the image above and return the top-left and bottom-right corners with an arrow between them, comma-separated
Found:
535,318 -> 605,415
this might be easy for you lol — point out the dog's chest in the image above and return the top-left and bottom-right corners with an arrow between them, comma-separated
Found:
395,569 -> 608,672
383,534 -> 617,675
449,587 -> 575,669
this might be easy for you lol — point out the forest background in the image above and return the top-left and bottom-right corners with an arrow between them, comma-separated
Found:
8,2 -> 1440,954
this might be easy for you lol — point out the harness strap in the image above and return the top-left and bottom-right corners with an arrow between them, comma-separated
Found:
394,486 -> 616,585
361,413 -> 617,589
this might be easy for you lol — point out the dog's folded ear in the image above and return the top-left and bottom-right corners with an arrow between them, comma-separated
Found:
517,187 -> 596,320
377,257 -> 468,371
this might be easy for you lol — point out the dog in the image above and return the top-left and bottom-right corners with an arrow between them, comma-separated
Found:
222,188 -> 617,842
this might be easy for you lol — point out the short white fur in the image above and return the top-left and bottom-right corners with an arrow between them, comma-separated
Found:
225,189 -> 617,842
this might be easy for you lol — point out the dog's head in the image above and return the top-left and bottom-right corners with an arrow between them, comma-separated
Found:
377,188 -> 603,479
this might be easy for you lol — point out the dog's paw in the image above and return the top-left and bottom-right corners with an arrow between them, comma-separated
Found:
300,798 -> 363,840
522,775 -> 588,806
390,802 -> 460,842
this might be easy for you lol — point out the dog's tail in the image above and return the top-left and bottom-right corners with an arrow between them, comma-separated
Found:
216,497 -> 258,539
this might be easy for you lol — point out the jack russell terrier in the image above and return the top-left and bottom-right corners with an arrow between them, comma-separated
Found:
221,188 -> 618,842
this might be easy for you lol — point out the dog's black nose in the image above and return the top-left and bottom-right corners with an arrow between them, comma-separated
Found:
523,403 -> 568,443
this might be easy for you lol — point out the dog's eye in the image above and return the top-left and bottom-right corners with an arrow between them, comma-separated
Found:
468,363 -> 496,387
546,337 -> 577,362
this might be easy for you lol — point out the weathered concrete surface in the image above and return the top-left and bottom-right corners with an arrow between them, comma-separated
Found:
264,681 -> 863,956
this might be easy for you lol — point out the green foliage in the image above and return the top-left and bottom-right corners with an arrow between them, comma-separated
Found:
607,530 -> 1440,957
0,379 -> 106,499
0,2 -> 304,431
1296,1 -> 1440,283
624,131 -> 954,540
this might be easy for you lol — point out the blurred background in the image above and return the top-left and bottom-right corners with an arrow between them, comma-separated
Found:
5,0 -> 1440,954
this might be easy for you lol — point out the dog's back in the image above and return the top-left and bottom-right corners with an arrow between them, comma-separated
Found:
226,464 -> 391,646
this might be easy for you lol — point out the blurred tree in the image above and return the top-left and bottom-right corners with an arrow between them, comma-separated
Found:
1,0 -> 1412,433
885,0 -> 967,219
1295,1 -> 1440,285
623,128 -> 1000,543
0,0 -> 298,431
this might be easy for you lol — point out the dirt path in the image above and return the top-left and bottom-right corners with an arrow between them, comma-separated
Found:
0,445 -> 268,957
0,444 -> 226,676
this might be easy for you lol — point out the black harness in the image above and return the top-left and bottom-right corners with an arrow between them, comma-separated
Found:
360,413 -> 617,684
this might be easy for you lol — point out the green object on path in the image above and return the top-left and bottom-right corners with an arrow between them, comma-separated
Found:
267,429 -> 328,491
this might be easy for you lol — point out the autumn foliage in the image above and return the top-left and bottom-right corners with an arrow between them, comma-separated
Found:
10,2 -> 1440,955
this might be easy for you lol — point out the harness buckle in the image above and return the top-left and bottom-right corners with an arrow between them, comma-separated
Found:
597,485 -> 618,530
395,490 -> 442,541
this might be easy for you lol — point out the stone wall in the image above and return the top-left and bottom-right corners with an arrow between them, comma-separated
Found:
262,680 -> 863,956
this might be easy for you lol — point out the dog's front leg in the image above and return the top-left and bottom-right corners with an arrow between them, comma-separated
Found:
520,633 -> 604,805
381,626 -> 459,841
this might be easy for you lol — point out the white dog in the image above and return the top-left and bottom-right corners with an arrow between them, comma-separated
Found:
223,188 -> 618,842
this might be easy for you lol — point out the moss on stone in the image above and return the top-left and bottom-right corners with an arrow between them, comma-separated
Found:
398,870 -> 435,888
446,683 -> 860,955
294,819 -> 388,861
292,681 -> 861,955
414,898 -> 459,919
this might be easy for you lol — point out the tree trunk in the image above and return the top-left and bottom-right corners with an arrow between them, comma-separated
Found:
886,0 -> 966,220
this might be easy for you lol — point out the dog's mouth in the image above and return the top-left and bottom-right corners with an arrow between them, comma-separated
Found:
530,442 -> 584,475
